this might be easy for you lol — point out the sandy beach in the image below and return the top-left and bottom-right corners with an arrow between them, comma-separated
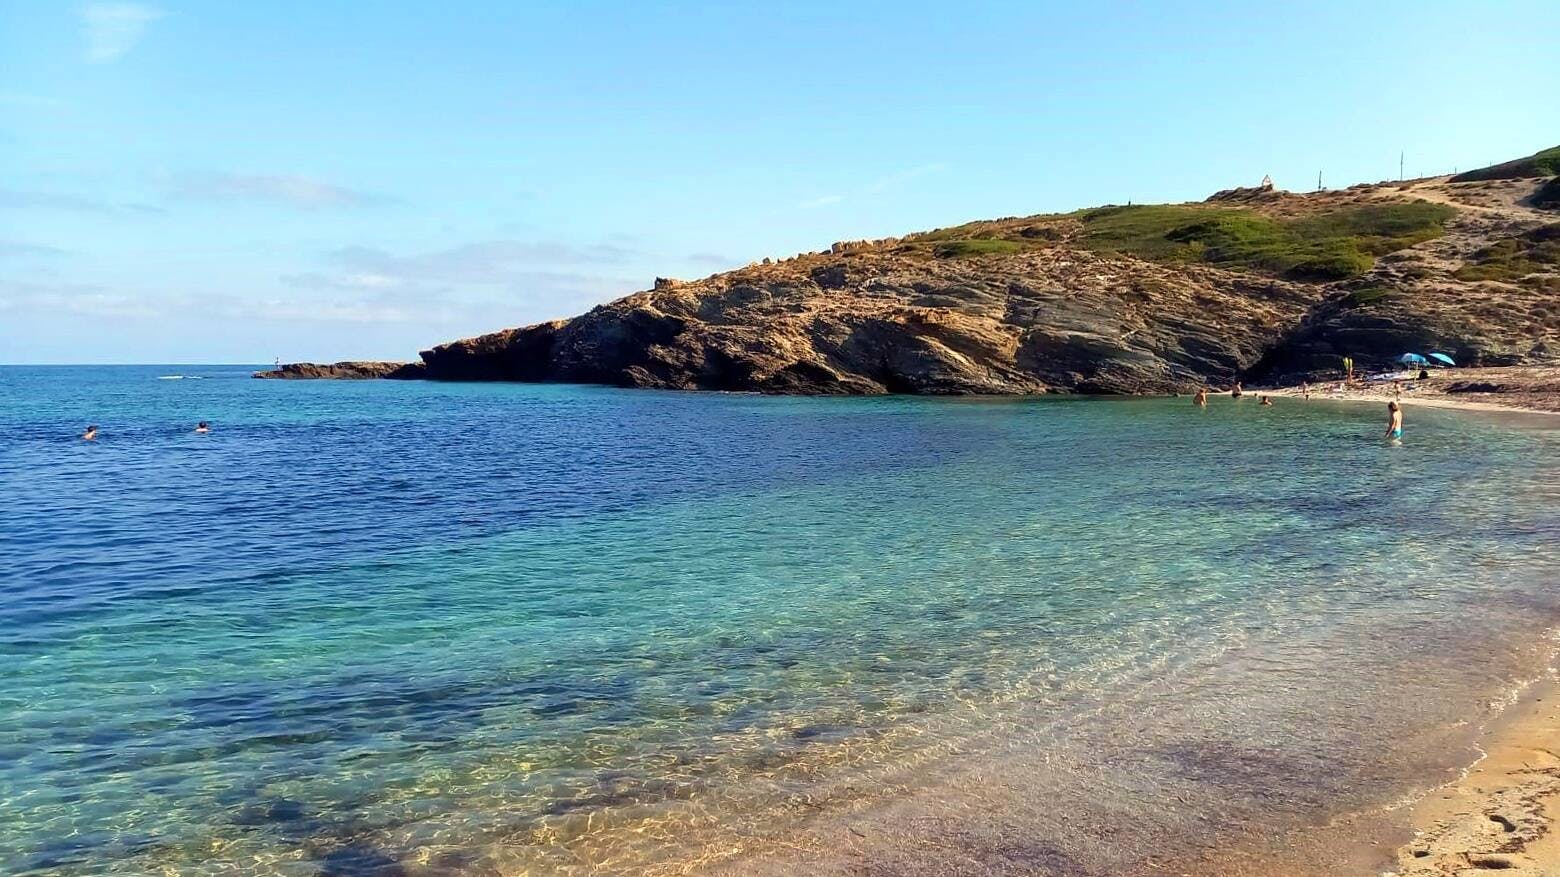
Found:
1389,673 -> 1560,876
1263,366 -> 1560,417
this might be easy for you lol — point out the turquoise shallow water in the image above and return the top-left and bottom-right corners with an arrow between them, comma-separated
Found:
2,366 -> 1558,876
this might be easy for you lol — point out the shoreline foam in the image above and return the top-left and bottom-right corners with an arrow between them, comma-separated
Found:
1387,671 -> 1560,875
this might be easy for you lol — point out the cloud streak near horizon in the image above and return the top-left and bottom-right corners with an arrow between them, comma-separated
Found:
0,188 -> 163,216
321,239 -> 640,285
166,173 -> 394,210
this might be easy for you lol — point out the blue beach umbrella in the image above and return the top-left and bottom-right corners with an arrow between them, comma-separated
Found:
1397,353 -> 1428,365
1428,352 -> 1456,366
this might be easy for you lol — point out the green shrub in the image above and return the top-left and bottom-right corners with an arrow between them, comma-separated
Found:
1450,146 -> 1560,182
1343,287 -> 1394,307
932,239 -> 1023,259
1454,222 -> 1560,282
1288,246 -> 1374,280
1076,202 -> 1453,280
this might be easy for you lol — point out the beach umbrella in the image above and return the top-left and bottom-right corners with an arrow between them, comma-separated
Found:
1428,352 -> 1456,366
1397,353 -> 1428,365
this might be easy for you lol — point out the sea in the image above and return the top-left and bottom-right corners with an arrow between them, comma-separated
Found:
2,364 -> 1557,876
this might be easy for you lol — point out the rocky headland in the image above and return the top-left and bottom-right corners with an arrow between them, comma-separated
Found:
258,147 -> 1559,396
255,360 -> 420,380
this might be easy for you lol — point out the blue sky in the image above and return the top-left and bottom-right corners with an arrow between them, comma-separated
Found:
2,1 -> 1555,364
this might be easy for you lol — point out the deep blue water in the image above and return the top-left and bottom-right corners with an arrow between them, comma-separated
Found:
2,365 -> 1557,876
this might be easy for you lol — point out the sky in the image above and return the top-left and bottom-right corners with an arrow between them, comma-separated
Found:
2,1 -> 1555,364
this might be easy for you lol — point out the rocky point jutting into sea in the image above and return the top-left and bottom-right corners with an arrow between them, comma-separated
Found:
259,147 -> 1559,394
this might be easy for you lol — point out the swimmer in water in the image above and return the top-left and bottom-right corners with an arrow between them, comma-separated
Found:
1385,400 -> 1403,443
81,425 -> 98,441
1231,382 -> 1244,399
1194,387 -> 1208,408
195,421 -> 210,433
1259,395 -> 1273,406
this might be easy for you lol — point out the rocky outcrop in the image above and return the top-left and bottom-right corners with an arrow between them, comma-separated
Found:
253,361 -> 422,380
412,250 -> 1323,395
1534,178 -> 1560,210
1249,197 -> 1558,382
263,168 -> 1559,394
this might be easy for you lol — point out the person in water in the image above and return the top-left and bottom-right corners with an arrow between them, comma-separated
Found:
1231,382 -> 1244,399
1259,395 -> 1273,406
81,425 -> 98,441
1385,400 -> 1403,442
195,421 -> 210,433
1194,387 -> 1208,408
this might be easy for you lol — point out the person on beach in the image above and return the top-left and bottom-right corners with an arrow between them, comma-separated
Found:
1385,401 -> 1403,443
81,425 -> 98,441
1259,395 -> 1273,406
195,421 -> 210,433
1392,380 -> 1403,399
1194,387 -> 1208,408
1301,381 -> 1310,399
1231,382 -> 1243,399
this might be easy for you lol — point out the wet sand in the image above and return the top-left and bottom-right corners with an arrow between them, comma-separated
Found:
1388,676 -> 1560,877
655,626 -> 1560,877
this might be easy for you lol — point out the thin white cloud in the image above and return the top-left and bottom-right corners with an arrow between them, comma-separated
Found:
324,239 -> 640,285
1,280 -> 444,326
686,251 -> 736,266
789,164 -> 948,213
0,280 -> 156,318
0,240 -> 71,259
866,162 -> 949,193
0,188 -> 166,216
0,93 -> 72,109
80,3 -> 164,64
279,272 -> 407,292
167,173 -> 393,209
797,194 -> 844,210
0,188 -> 118,214
272,238 -> 644,325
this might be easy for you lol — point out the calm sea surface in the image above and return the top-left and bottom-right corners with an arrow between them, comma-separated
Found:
2,365 -> 1557,876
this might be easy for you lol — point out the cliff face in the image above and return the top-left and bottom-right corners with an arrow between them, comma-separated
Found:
262,153 -> 1560,394
420,251 -> 1321,395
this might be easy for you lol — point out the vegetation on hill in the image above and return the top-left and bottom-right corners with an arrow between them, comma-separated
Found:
1449,146 -> 1560,182
1454,223 -> 1560,286
1342,286 -> 1398,308
932,239 -> 1024,258
1075,201 -> 1455,280
905,200 -> 1455,281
